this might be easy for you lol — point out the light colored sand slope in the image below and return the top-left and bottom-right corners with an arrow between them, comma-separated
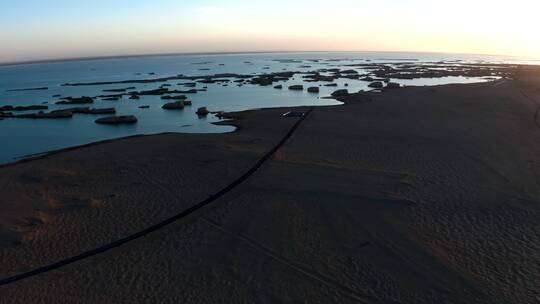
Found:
1,78 -> 539,303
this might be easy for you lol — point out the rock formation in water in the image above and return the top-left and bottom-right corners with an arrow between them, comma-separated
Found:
331,89 -> 349,97
161,95 -> 187,100
368,81 -> 384,89
162,101 -> 185,110
196,107 -> 210,116
0,105 -> 48,111
95,115 -> 138,124
15,110 -> 73,119
288,85 -> 304,91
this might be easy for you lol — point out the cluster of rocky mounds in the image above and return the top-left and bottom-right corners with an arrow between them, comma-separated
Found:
61,73 -> 230,87
0,105 -> 48,111
0,105 -> 50,119
60,71 -> 299,89
161,101 -> 212,119
0,105 -> 117,119
366,81 -> 401,89
57,61 -> 506,92
48,84 -> 208,105
301,68 -> 367,83
10,110 -> 74,119
247,71 -> 295,86
339,62 -> 518,80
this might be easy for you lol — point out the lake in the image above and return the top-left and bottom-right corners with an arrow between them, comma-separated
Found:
0,51 -> 534,164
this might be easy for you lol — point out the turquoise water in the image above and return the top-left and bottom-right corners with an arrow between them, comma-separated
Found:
0,51 -> 529,164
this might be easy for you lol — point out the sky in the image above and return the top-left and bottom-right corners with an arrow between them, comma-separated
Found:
0,0 -> 539,63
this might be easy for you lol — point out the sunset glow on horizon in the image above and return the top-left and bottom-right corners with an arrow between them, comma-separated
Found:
1,0 -> 539,63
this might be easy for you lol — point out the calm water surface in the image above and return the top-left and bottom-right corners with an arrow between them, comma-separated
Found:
0,52 -> 533,164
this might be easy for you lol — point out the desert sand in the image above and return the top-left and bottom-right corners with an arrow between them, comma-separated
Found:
1,76 -> 539,303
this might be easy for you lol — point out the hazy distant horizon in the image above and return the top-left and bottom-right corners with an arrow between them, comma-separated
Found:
2,0 -> 539,64
1,49 -> 538,67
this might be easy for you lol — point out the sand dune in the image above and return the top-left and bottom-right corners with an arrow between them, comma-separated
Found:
1,77 -> 539,303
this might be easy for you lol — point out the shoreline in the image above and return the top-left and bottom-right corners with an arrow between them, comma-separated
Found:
0,107 -> 314,286
0,101 -> 347,168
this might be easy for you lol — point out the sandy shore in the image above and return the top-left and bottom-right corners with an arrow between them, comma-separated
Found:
1,77 -> 539,303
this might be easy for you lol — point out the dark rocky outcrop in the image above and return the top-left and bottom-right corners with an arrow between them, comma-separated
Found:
0,105 -> 48,111
95,115 -> 137,124
161,95 -> 187,100
307,87 -> 320,93
331,89 -> 349,97
162,101 -> 185,110
196,107 -> 210,116
303,73 -> 337,82
181,83 -> 197,87
139,105 -> 150,109
386,82 -> 401,89
288,85 -> 304,91
55,107 -> 90,114
89,108 -> 116,114
250,77 -> 274,86
368,82 -> 384,89
274,85 -> 283,89
16,110 -> 73,119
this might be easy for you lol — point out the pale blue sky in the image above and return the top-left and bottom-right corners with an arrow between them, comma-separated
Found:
1,0 -> 538,63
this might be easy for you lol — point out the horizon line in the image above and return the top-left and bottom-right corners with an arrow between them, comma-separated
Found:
0,49 -> 527,67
